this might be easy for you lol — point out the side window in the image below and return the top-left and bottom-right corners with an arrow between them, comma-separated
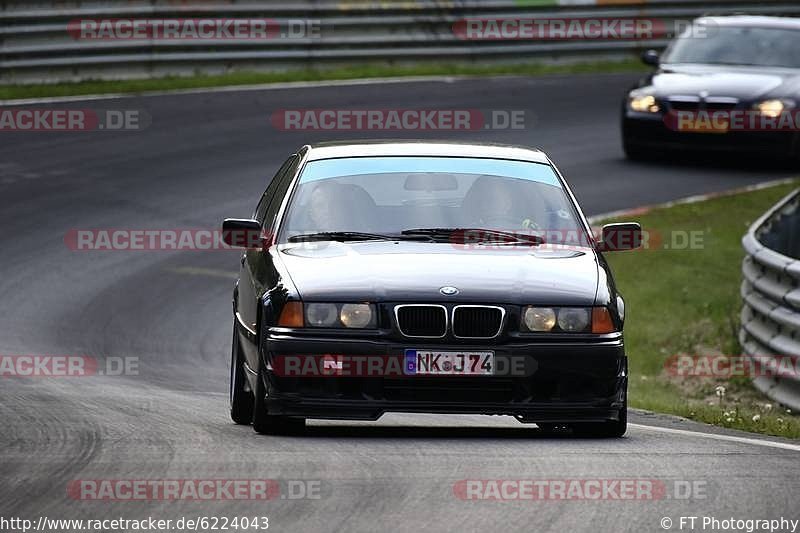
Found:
263,156 -> 300,233
255,155 -> 296,224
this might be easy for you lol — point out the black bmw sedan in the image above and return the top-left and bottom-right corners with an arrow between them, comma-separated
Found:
622,16 -> 800,161
223,141 -> 641,437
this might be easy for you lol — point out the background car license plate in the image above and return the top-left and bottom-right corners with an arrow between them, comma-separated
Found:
404,350 -> 494,376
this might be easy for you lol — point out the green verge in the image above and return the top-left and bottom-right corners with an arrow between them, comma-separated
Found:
601,180 -> 800,439
0,58 -> 645,100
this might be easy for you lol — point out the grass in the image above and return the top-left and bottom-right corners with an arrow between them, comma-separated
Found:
601,180 -> 800,439
0,58 -> 645,100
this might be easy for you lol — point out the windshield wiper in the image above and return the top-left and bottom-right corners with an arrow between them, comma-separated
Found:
400,227 -> 545,245
288,231 -> 398,243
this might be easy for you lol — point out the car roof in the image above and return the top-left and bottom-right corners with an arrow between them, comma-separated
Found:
695,15 -> 800,30
304,140 -> 551,164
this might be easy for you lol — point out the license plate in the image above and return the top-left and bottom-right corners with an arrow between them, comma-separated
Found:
404,349 -> 494,376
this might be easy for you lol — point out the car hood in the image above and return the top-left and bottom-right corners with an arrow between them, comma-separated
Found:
647,64 -> 800,101
277,241 -> 600,305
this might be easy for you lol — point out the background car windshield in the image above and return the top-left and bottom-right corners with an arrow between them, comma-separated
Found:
663,25 -> 800,68
280,156 -> 585,243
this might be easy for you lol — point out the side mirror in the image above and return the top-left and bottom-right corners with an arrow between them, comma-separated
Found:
641,49 -> 660,67
598,222 -> 642,252
222,218 -> 265,249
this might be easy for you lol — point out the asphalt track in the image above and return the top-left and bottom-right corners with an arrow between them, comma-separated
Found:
1,73 -> 798,533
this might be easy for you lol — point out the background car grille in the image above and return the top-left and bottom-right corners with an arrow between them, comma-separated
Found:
667,99 -> 738,113
452,306 -> 504,338
396,305 -> 447,337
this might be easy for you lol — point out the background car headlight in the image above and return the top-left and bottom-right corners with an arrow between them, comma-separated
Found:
629,94 -> 660,113
340,303 -> 374,328
754,99 -> 794,118
522,307 -> 556,332
306,303 -> 338,327
557,308 -> 590,332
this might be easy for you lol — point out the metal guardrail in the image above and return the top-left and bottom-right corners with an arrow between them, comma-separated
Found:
740,188 -> 800,411
2,0 -> 800,83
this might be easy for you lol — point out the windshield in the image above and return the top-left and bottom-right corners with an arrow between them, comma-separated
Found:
663,25 -> 800,68
279,156 -> 586,244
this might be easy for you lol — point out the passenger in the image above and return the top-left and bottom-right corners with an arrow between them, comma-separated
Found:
308,182 -> 341,231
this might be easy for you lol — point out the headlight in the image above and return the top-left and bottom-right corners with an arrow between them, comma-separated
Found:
302,302 -> 377,329
629,94 -> 660,113
340,303 -> 374,328
305,303 -> 338,327
522,307 -> 556,332
557,308 -> 590,332
754,99 -> 794,118
521,306 -> 614,333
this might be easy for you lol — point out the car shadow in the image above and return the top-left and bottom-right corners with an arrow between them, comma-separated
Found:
296,424 -> 588,440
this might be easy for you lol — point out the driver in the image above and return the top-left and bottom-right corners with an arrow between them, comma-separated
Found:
475,183 -> 532,229
466,176 -> 544,232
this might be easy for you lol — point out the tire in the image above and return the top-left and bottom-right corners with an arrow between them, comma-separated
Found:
252,361 -> 305,435
622,137 -> 649,161
230,323 -> 254,425
787,135 -> 800,169
573,400 -> 627,438
537,423 -> 567,435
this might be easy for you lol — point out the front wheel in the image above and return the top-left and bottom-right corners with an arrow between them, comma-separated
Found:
230,323 -> 254,425
622,136 -> 649,161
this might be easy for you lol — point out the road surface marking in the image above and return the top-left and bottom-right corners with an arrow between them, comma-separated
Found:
631,423 -> 800,452
0,76 -> 460,106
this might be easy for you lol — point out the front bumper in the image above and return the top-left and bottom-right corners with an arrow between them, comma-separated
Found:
622,111 -> 800,157
259,333 -> 627,423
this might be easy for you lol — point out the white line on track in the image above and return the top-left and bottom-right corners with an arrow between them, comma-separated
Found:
630,423 -> 800,452
0,76 -> 461,106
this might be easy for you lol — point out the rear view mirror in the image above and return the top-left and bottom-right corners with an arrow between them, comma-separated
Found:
222,218 -> 264,249
404,173 -> 458,191
598,222 -> 642,252
641,49 -> 660,67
